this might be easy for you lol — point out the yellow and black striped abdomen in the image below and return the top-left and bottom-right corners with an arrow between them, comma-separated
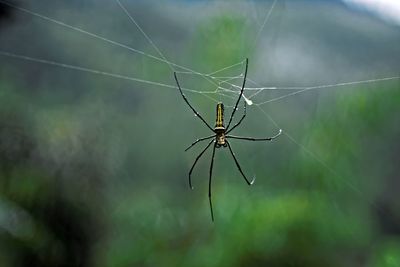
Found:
215,103 -> 225,129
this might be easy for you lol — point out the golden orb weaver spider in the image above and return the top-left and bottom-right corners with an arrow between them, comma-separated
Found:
174,58 -> 282,221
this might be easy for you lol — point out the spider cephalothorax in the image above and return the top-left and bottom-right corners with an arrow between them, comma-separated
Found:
174,58 -> 282,221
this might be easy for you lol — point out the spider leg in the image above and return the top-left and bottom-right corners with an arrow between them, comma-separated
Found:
208,142 -> 217,222
174,72 -> 214,132
226,101 -> 246,134
188,139 -> 214,190
226,129 -> 282,141
185,135 -> 215,151
226,58 -> 248,131
226,141 -> 255,186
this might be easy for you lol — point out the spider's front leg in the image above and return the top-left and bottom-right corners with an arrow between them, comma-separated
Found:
188,139 -> 214,190
226,141 -> 256,186
208,142 -> 217,222
185,135 -> 215,151
226,129 -> 282,141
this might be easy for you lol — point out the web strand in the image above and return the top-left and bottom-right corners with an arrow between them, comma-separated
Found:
253,0 -> 278,49
0,0 -> 227,90
0,50 -> 223,103
115,0 -> 175,72
255,76 -> 400,105
255,105 -> 375,202
1,0 -> 252,95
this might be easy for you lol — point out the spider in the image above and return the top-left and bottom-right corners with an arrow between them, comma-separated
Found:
174,58 -> 282,221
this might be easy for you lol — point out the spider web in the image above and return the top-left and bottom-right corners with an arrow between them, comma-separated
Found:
0,0 -> 399,212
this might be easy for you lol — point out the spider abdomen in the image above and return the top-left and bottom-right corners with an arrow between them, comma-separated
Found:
215,103 -> 227,147
215,102 -> 224,128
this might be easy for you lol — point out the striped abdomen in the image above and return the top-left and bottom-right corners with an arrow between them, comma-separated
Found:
215,103 -> 226,147
215,103 -> 225,130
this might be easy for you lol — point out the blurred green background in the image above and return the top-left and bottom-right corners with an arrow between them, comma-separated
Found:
0,0 -> 400,266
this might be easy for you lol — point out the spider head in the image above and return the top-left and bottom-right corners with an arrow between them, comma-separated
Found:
216,132 -> 227,148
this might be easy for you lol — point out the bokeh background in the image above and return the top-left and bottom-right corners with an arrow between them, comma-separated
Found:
1,0 -> 400,266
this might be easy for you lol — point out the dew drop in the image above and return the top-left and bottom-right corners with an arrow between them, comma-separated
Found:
244,95 -> 253,106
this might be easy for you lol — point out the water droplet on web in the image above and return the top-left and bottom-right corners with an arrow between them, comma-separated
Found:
244,95 -> 253,106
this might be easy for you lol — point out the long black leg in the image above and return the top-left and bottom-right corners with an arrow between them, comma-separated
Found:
208,142 -> 217,222
227,129 -> 282,141
226,101 -> 246,134
185,135 -> 215,151
174,72 -> 214,132
188,139 -> 214,190
226,58 -> 249,131
226,141 -> 255,186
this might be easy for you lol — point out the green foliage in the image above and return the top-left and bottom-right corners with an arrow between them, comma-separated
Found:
1,1 -> 399,267
191,15 -> 252,71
